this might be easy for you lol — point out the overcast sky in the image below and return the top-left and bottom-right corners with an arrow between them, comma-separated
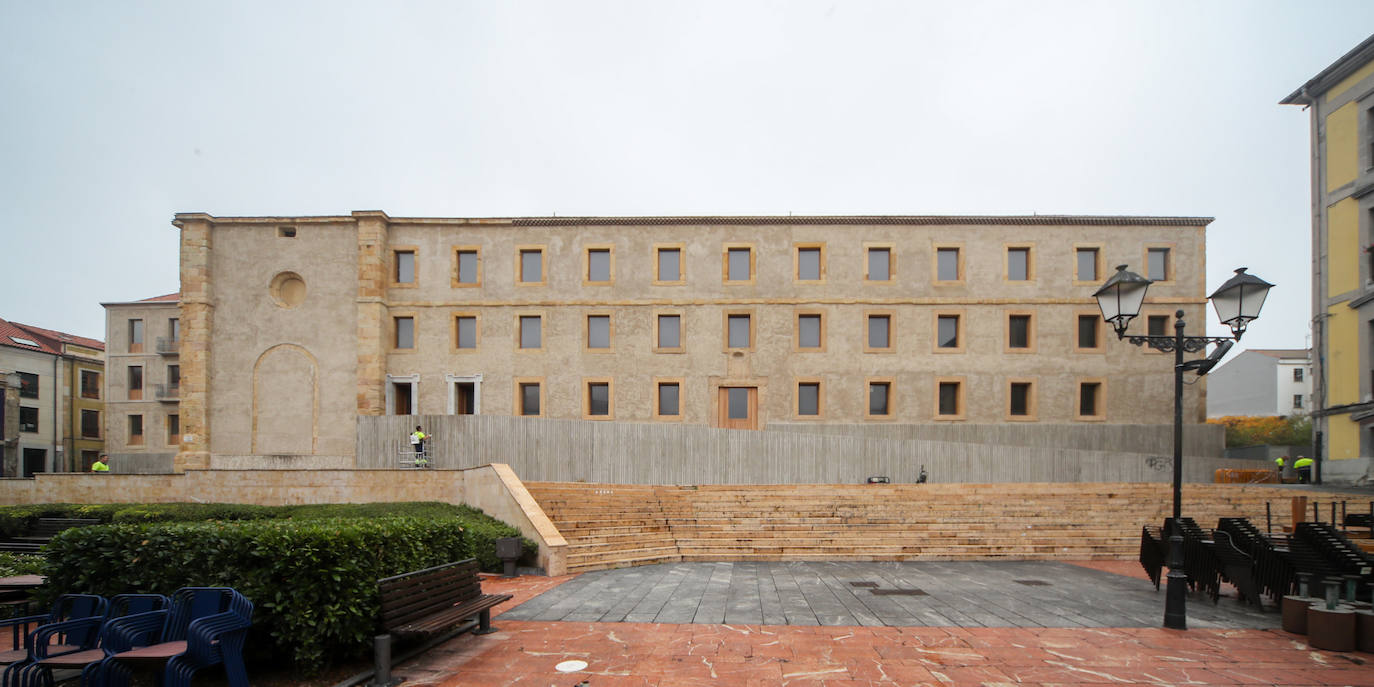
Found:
2,1 -> 1371,354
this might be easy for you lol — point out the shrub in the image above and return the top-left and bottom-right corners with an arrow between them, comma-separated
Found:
1208,415 -> 1313,449
0,552 -> 44,577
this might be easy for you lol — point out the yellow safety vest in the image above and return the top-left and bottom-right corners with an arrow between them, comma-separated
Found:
91,462 -> 109,472
1293,457 -> 1314,468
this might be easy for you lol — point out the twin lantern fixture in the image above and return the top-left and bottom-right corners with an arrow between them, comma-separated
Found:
1093,265 -> 1274,344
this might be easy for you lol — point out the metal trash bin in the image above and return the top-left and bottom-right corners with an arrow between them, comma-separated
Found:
496,537 -> 523,577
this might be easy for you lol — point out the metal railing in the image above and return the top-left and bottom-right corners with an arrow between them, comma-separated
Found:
154,383 -> 179,401
156,337 -> 179,355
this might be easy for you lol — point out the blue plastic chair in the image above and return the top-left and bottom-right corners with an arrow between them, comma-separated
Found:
95,588 -> 252,687
15,594 -> 168,687
0,595 -> 107,687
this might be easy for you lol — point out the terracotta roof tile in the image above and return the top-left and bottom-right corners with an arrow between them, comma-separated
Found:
138,293 -> 180,303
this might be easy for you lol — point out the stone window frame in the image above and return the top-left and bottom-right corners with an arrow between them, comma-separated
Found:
1076,377 -> 1107,421
932,243 -> 964,285
794,309 -> 826,353
391,246 -> 419,288
392,312 -> 418,352
128,413 -> 144,445
18,406 -> 38,433
128,318 -> 144,353
723,309 -> 756,352
582,377 -> 615,420
451,245 -> 483,288
513,377 -> 545,417
452,311 -> 481,352
1005,377 -> 1038,422
653,377 -> 685,421
80,408 -> 101,439
793,242 -> 827,284
516,311 -> 546,352
863,309 -> 895,353
863,242 -> 896,283
794,377 -> 826,420
584,312 -> 615,353
1072,243 -> 1105,285
1142,309 -> 1172,355
1004,310 -> 1036,354
932,309 -> 966,354
933,376 -> 966,421
653,243 -> 686,285
516,245 -> 547,287
865,376 -> 896,420
167,413 -> 181,446
583,243 -> 616,286
1003,243 -> 1036,283
1074,310 -> 1104,354
80,370 -> 101,400
128,365 -> 144,400
722,242 -> 757,285
653,310 -> 685,353
1143,243 -> 1175,284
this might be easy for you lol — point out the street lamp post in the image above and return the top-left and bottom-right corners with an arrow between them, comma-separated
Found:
1092,266 -> 1273,631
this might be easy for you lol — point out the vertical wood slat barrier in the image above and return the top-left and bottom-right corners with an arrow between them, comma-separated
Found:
357,415 -> 1256,485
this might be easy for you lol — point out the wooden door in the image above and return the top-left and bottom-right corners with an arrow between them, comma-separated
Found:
717,386 -> 758,430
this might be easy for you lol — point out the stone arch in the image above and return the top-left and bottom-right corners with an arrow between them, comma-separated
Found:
251,344 -> 319,454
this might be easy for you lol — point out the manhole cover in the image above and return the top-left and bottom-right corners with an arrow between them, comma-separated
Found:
849,581 -> 879,588
1014,580 -> 1051,586
870,588 -> 927,596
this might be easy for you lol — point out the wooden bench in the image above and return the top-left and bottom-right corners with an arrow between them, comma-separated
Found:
372,559 -> 512,681
0,518 -> 101,553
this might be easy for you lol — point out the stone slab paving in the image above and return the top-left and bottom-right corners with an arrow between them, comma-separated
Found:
500,561 -> 1276,628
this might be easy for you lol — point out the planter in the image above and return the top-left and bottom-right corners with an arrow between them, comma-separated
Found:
1358,610 -> 1374,654
1307,605 -> 1357,652
1281,595 -> 1311,634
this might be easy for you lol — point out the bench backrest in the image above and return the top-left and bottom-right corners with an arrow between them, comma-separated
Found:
378,559 -> 482,631
30,518 -> 101,538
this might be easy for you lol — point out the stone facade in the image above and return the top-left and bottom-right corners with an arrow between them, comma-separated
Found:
173,212 -> 1211,467
101,294 -> 180,472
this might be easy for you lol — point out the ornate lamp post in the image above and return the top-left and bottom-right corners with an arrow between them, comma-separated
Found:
1092,266 -> 1273,630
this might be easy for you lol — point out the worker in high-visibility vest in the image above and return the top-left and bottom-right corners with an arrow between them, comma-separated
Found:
1293,456 -> 1314,484
1274,455 -> 1288,482
91,454 -> 110,473
410,426 -> 428,467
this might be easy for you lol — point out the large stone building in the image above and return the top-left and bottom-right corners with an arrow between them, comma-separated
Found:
168,212 -> 1210,472
1283,33 -> 1374,481
0,317 -> 105,475
101,294 -> 182,472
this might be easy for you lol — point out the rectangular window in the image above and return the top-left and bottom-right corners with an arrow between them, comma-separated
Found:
19,407 -> 38,433
1076,248 -> 1099,282
129,319 -> 144,352
657,314 -> 681,350
1079,382 -> 1102,418
586,248 -> 612,283
168,414 -> 181,445
867,314 -> 891,350
455,249 -> 480,286
797,382 -> 821,417
1147,247 -> 1170,281
656,247 -> 682,283
1147,315 -> 1168,337
168,364 -> 180,391
938,381 -> 961,417
796,245 -> 823,281
657,382 -> 680,417
587,315 -> 611,349
1007,247 -> 1030,281
727,314 -> 751,349
726,246 -> 752,282
1077,315 -> 1100,350
129,414 -> 144,445
1008,315 -> 1031,349
80,370 -> 100,399
586,381 -> 611,418
519,316 -> 542,349
394,317 -> 415,349
519,382 -> 541,416
727,387 -> 750,420
1294,368 -> 1304,382
394,250 -> 416,284
456,316 -> 478,349
866,247 -> 892,281
868,382 -> 890,416
519,248 -> 544,284
18,372 -> 38,399
937,315 -> 959,349
936,247 -> 960,281
128,366 -> 143,400
1293,394 -> 1304,409
169,318 -> 180,342
798,314 -> 822,349
1009,382 -> 1031,417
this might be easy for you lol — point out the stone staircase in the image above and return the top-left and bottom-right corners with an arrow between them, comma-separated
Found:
526,481 -> 1374,575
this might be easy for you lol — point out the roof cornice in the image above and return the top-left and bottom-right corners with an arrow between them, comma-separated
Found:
1281,33 -> 1374,104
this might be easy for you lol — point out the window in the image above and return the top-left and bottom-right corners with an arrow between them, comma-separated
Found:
128,366 -> 143,400
587,315 -> 611,350
455,315 -> 478,350
797,381 -> 821,417
80,370 -> 100,399
168,414 -> 181,445
937,380 -> 963,418
1076,247 -> 1100,282
866,246 -> 893,281
1147,247 -> 1170,281
1008,314 -> 1032,350
129,319 -> 144,352
655,380 -> 682,419
453,248 -> 481,287
394,316 -> 415,349
394,249 -> 416,284
1293,394 -> 1304,409
1147,315 -> 1169,337
936,314 -> 960,349
278,226 -> 296,238
19,407 -> 38,433
724,245 -> 753,282
585,246 -> 613,284
169,318 -> 180,342
518,247 -> 545,284
1294,368 -> 1304,382
656,314 -> 682,351
1007,247 -> 1031,281
390,381 -> 414,414
726,313 -> 752,349
795,244 -> 824,281
516,380 -> 542,416
584,380 -> 612,419
1009,381 -> 1033,419
129,414 -> 144,445
18,372 -> 38,399
868,381 -> 891,417
935,247 -> 961,282
866,314 -> 891,351
797,313 -> 823,350
167,365 -> 180,392
1077,315 -> 1100,350
655,246 -> 683,284
1078,381 -> 1104,419
519,316 -> 542,350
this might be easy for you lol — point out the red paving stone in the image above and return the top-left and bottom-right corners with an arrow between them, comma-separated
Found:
395,564 -> 1374,686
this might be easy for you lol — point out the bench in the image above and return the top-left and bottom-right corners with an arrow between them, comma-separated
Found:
0,518 -> 101,553
373,559 -> 511,682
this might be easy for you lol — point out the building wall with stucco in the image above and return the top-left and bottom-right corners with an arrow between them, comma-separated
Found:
102,299 -> 181,467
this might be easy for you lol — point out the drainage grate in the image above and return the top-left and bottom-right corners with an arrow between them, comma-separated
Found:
870,588 -> 927,596
848,581 -> 879,588
1014,580 -> 1051,586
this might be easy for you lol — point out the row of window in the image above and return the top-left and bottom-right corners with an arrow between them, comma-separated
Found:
122,413 -> 179,446
17,408 -> 113,439
121,364 -> 180,401
125,317 -> 179,353
495,377 -> 1109,421
15,371 -> 103,401
389,244 -> 1175,288
392,311 -> 1176,352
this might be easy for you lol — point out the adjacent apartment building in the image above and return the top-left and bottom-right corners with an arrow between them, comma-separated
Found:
0,317 -> 105,476
1206,349 -> 1312,418
1283,32 -> 1374,480
168,212 -> 1210,471
101,294 -> 181,471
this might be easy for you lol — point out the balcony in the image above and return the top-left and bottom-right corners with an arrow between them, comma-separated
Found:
156,337 -> 180,356
154,383 -> 179,401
